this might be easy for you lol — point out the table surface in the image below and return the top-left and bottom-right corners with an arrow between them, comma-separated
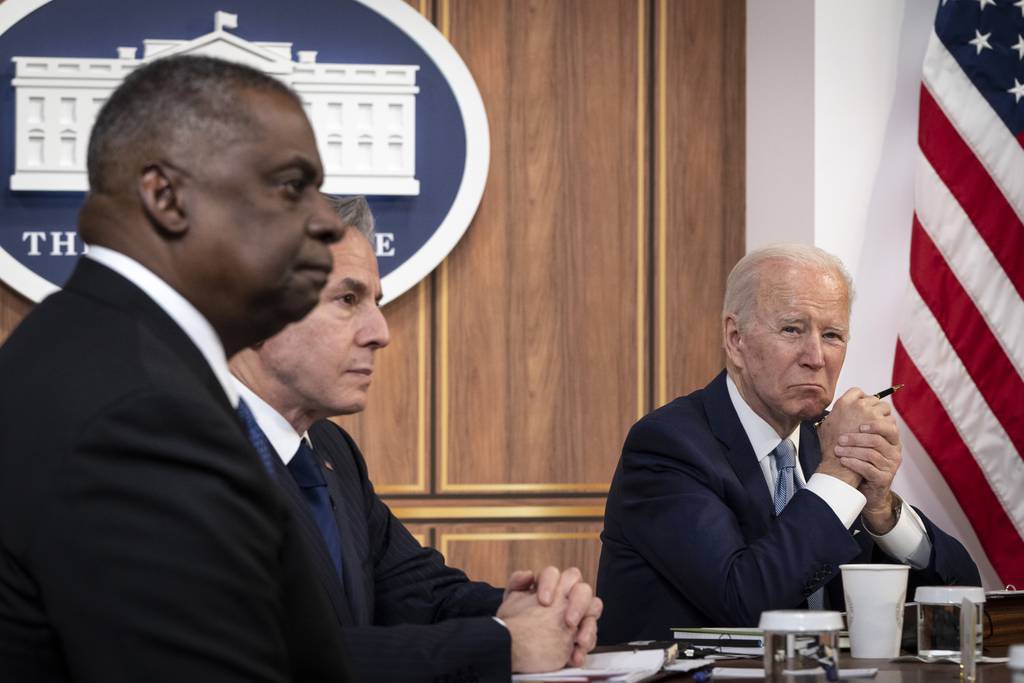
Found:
663,650 -> 1013,682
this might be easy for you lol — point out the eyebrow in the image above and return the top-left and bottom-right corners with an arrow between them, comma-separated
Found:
271,155 -> 321,182
337,277 -> 383,304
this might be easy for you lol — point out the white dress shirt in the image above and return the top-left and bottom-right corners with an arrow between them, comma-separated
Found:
725,375 -> 931,568
85,246 -> 238,408
233,378 -> 308,465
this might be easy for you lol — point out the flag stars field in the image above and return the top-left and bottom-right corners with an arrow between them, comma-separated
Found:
1010,78 -> 1024,103
1012,34 -> 1024,59
969,29 -> 993,54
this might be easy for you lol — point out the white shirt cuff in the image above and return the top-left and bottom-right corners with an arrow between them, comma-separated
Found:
803,473 -> 866,529
865,501 -> 931,569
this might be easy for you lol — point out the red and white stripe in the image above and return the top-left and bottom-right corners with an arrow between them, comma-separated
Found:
895,31 -> 1024,584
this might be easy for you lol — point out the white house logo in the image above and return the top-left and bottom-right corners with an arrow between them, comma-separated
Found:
0,0 -> 489,304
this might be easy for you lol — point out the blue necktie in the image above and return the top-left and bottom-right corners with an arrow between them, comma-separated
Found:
288,440 -> 344,579
773,438 -> 798,517
774,438 -> 826,610
236,398 -> 277,477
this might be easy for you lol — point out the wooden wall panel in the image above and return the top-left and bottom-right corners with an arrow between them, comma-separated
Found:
0,283 -> 30,345
438,0 -> 643,492
654,0 -> 746,405
437,522 -> 603,587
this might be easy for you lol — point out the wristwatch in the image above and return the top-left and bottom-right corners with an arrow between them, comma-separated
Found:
864,492 -> 902,534
889,492 -> 904,526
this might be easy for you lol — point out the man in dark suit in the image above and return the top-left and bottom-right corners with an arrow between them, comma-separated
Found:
0,56 -> 352,681
230,197 -> 603,681
596,244 -> 980,643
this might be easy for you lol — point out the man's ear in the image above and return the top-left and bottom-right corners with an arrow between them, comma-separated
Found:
723,314 -> 744,369
138,164 -> 188,236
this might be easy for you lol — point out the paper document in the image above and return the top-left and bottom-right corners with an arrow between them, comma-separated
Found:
511,645 -> 678,683
585,647 -> 675,670
663,658 -> 716,672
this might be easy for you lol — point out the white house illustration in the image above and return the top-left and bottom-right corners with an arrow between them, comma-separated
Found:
9,11 -> 420,195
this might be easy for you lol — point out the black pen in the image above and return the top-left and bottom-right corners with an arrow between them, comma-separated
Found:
873,384 -> 904,400
813,384 -> 905,428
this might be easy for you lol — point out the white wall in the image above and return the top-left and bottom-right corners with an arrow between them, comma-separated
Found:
746,0 -> 815,249
747,0 -> 1002,588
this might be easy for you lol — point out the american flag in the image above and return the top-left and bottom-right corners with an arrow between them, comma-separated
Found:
894,0 -> 1024,585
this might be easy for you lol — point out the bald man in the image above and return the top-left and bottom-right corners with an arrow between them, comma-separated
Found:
0,56 -> 351,682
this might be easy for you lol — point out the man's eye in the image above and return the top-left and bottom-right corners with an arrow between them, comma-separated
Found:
781,326 -> 799,334
338,293 -> 357,305
283,179 -> 307,197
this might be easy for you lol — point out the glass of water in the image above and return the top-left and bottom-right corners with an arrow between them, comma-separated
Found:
759,610 -> 843,682
914,586 -> 985,659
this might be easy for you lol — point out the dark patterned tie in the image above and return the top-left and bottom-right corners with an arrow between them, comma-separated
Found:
288,440 -> 344,579
235,398 -> 277,478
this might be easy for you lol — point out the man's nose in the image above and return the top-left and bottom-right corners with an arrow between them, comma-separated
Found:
801,334 -> 826,369
361,306 -> 390,350
370,309 -> 389,352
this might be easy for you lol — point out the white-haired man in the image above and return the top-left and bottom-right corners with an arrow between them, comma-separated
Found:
597,244 -> 979,642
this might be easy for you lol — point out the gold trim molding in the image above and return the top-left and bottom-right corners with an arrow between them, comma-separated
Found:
635,0 -> 647,421
392,505 -> 605,521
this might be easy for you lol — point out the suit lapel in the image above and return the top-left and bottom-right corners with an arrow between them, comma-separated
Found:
317,448 -> 370,626
270,454 -> 355,625
704,372 -> 775,530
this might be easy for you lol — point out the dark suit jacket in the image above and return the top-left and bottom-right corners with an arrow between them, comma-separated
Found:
267,418 -> 508,682
0,259 -> 352,682
596,371 -> 981,643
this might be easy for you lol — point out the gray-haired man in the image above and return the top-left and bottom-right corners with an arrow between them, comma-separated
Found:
230,197 -> 603,681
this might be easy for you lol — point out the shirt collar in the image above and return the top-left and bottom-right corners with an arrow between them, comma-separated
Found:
85,245 -> 238,407
725,374 -> 801,464
232,378 -> 308,465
